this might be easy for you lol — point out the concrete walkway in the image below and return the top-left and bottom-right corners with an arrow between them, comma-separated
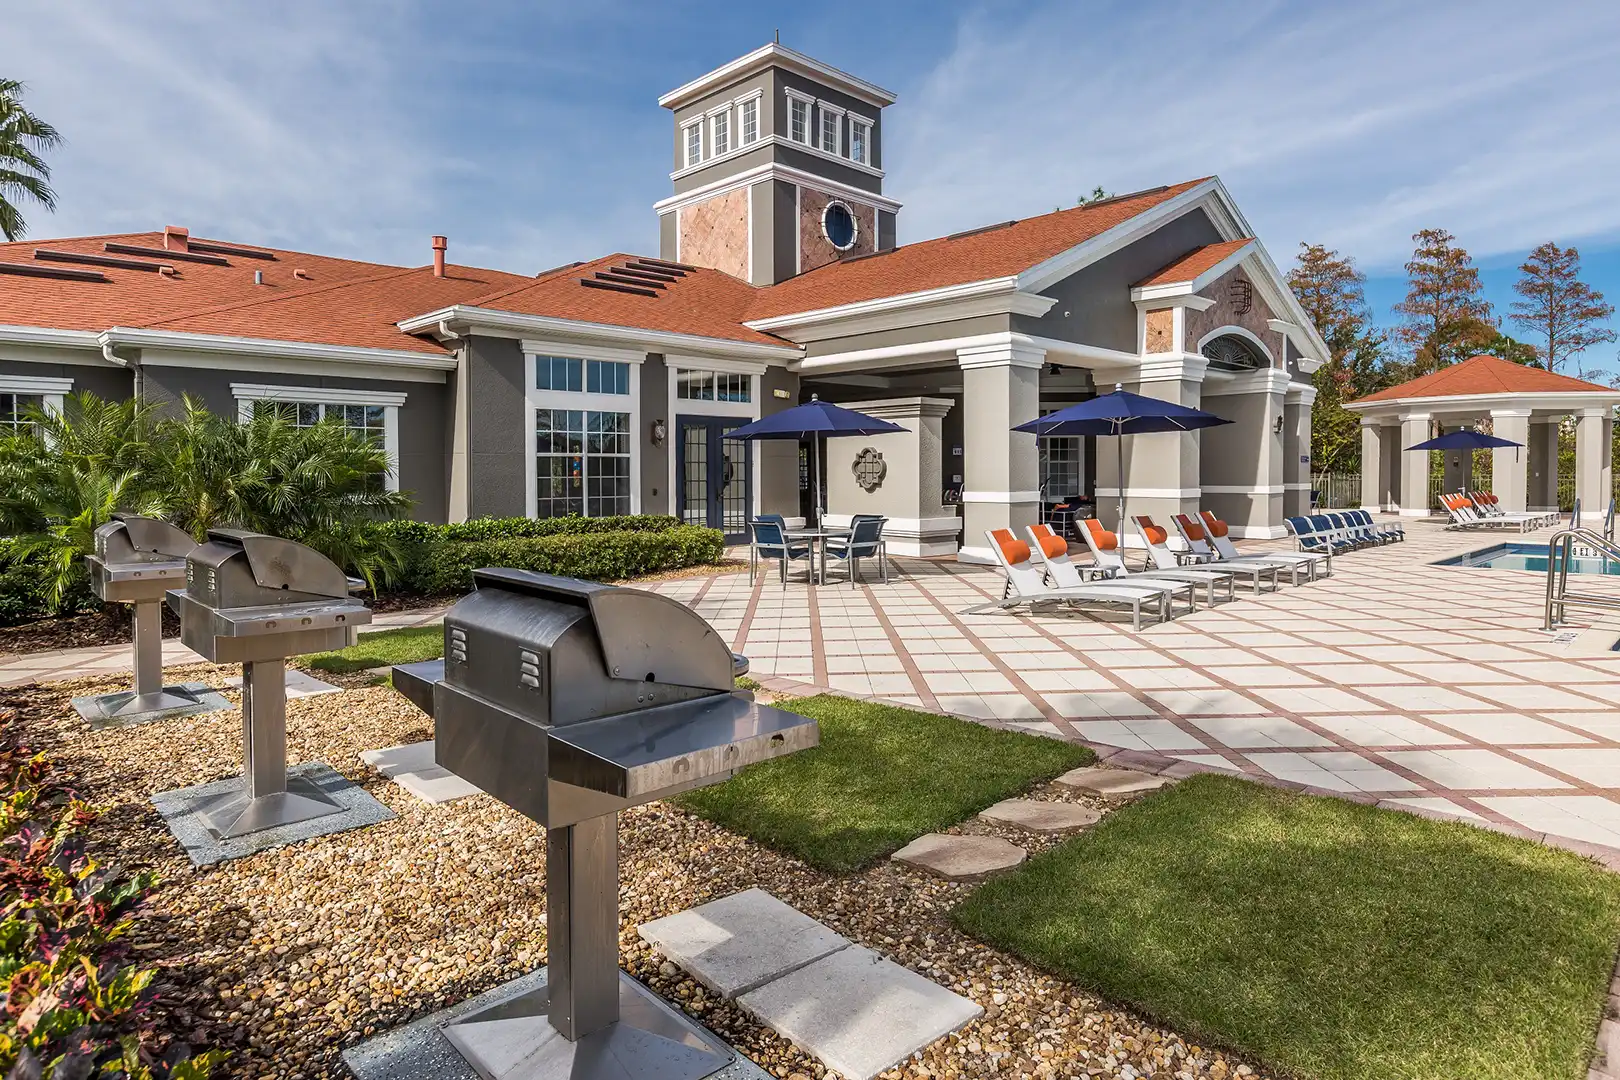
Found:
0,604 -> 448,687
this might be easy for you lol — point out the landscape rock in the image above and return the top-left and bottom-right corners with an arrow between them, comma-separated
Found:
979,797 -> 1102,832
890,833 -> 1026,880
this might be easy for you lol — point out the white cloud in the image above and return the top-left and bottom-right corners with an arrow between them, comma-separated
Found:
886,0 -> 1620,273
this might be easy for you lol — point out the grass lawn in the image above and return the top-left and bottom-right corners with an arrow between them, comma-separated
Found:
953,774 -> 1620,1080
676,694 -> 1093,872
303,624 -> 443,674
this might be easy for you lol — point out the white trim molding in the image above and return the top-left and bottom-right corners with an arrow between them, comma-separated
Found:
520,339 -> 647,365
956,339 -> 1046,370
1094,486 -> 1201,499
657,159 -> 899,215
0,325 -> 102,349
1285,384 -> 1319,405
1201,367 -> 1291,397
658,42 -> 896,111
99,327 -> 455,370
1130,240 -> 1255,303
401,306 -> 801,363
1202,484 -> 1284,495
746,275 -> 1052,335
1130,354 -> 1210,384
1195,324 -> 1276,366
526,352 -> 643,520
960,489 -> 1042,503
0,372 -> 71,416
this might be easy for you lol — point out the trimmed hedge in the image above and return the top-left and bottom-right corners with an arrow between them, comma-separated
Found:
401,525 -> 724,594
375,514 -> 684,544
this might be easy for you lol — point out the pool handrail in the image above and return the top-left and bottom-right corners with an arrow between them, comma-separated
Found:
1543,526 -> 1620,629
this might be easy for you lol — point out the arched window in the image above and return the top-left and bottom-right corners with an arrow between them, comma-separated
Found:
1201,333 -> 1268,372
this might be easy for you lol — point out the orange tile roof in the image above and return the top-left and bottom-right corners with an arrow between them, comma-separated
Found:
1351,354 -> 1619,403
0,232 -> 410,334
462,254 -> 789,347
1133,238 -> 1253,288
744,179 -> 1212,320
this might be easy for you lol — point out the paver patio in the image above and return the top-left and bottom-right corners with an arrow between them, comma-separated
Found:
650,519 -> 1620,851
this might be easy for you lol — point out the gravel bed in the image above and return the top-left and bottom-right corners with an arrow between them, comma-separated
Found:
1,673 -> 1270,1080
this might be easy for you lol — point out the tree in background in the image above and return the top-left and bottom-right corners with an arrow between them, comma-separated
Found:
0,78 -> 61,241
1478,330 -> 1541,367
1391,228 -> 1495,378
1287,243 -> 1387,473
1510,242 -> 1616,379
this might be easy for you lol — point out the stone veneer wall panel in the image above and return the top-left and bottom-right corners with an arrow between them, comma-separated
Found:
1143,309 -> 1175,353
1184,265 -> 1282,359
679,188 -> 750,279
798,186 -> 876,274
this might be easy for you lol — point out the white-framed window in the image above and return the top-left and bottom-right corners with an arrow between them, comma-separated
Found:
710,108 -> 731,157
230,383 -> 405,492
848,116 -> 871,165
738,97 -> 759,145
683,121 -> 703,167
524,346 -> 643,520
676,370 -> 751,403
0,375 -> 69,436
786,91 -> 812,145
816,100 -> 844,156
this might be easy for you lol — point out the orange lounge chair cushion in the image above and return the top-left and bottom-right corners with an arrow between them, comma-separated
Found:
1179,519 -> 1206,541
1142,524 -> 1168,545
992,528 -> 1031,566
1201,514 -> 1229,538
1037,533 -> 1068,559
1083,519 -> 1118,550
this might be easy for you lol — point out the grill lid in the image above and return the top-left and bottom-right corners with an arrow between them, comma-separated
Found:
207,528 -> 351,600
107,514 -> 197,560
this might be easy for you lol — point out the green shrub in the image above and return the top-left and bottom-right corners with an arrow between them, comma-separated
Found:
0,540 -> 95,627
375,514 -> 682,545
403,524 -> 724,594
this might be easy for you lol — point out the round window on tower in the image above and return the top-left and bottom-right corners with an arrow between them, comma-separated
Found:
822,200 -> 858,251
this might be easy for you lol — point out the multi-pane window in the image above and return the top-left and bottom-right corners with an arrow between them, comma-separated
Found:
818,108 -> 839,154
253,399 -> 386,444
683,122 -> 702,167
1039,437 -> 1082,501
788,97 -> 809,144
535,355 -> 630,396
676,370 -> 750,403
535,408 -> 632,519
848,118 -> 869,164
739,98 -> 759,145
711,110 -> 730,156
0,393 -> 42,435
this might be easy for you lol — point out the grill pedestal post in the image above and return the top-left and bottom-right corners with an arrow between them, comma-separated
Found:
439,812 -> 735,1079
73,596 -> 217,723
195,657 -> 344,840
132,599 -> 164,697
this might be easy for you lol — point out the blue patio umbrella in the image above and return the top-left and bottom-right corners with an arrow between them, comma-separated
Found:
723,396 -> 907,522
1013,383 -> 1232,528
1405,429 -> 1523,451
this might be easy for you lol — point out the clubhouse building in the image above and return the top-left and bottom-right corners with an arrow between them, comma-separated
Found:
0,43 -> 1328,560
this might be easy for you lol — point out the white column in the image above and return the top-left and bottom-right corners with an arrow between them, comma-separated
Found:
1576,408 -> 1609,516
1283,385 -> 1314,519
1398,413 -> 1431,516
1359,418 -> 1383,511
1489,409 -> 1530,513
956,340 -> 1043,563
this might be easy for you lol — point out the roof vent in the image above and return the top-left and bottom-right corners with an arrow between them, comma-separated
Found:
0,260 -> 107,283
945,220 -> 1017,241
254,270 -> 265,286
432,235 -> 448,278
293,268 -> 311,280
163,225 -> 189,252
159,266 -> 178,277
188,238 -> 276,260
580,277 -> 659,298
105,242 -> 228,266
34,249 -> 170,273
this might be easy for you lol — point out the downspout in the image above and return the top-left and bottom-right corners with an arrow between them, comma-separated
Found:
101,340 -> 142,402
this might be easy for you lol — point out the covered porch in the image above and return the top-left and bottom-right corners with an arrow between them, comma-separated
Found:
1346,355 -> 1620,516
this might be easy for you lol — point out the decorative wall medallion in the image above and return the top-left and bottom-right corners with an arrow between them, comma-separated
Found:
1230,278 -> 1253,314
852,447 -> 887,492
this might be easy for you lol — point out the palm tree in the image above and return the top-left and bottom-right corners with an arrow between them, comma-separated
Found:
0,78 -> 63,241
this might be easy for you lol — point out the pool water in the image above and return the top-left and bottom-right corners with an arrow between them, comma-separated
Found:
1439,542 -> 1620,575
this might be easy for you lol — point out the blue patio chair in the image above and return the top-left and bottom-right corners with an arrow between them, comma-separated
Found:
824,515 -> 888,586
1349,508 -> 1402,543
1306,514 -> 1361,553
749,519 -> 813,587
1324,512 -> 1372,548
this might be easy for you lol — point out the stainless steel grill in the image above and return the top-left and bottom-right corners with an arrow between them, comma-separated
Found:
392,568 -> 818,1080
165,528 -> 372,839
78,514 -> 206,722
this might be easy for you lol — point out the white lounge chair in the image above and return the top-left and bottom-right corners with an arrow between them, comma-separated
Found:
1134,515 -> 1280,592
964,528 -> 1174,629
1173,512 -> 1322,584
1441,493 -> 1506,531
1198,510 -> 1330,578
1068,519 -> 1234,606
1467,491 -> 1557,529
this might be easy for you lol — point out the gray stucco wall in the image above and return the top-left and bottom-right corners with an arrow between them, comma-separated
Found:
772,70 -> 883,174
758,364 -> 802,515
659,212 -> 678,263
0,356 -> 131,400
641,354 -> 670,514
801,314 -> 1012,359
773,179 -> 798,284
748,182 -> 776,286
671,69 -> 774,172
672,144 -> 776,196
877,210 -> 896,253
138,364 -> 450,522
1014,208 -> 1224,354
463,336 -> 529,520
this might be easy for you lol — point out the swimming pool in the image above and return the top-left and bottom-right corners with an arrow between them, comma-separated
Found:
1438,541 -> 1620,575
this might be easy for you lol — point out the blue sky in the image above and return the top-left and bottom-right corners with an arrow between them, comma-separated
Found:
6,0 -> 1619,369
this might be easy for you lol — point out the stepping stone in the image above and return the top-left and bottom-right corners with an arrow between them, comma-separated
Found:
891,833 -> 1025,881
639,888 -> 850,999
359,741 -> 481,804
737,944 -> 983,1080
979,798 -> 1101,832
1054,766 -> 1175,798
225,668 -> 341,699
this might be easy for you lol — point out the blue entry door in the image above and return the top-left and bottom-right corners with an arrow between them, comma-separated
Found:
677,416 -> 752,542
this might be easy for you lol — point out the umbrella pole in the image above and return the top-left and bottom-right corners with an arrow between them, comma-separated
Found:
1115,428 -> 1125,533
815,436 -> 824,526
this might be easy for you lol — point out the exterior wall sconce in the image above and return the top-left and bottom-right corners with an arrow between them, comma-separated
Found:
1273,414 -> 1285,435
650,419 -> 667,446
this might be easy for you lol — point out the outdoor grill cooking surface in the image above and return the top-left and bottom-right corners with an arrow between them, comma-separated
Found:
370,568 -> 820,1080
150,529 -> 392,859
73,514 -> 229,726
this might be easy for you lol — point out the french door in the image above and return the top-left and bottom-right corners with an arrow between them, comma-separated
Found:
677,416 -> 752,542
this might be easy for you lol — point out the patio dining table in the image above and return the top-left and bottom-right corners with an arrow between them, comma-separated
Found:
784,526 -> 852,585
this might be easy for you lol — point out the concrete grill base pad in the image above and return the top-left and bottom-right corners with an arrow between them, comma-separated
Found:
342,968 -> 771,1080
71,681 -> 231,729
152,761 -> 395,867
639,887 -> 850,998
360,740 -> 482,804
